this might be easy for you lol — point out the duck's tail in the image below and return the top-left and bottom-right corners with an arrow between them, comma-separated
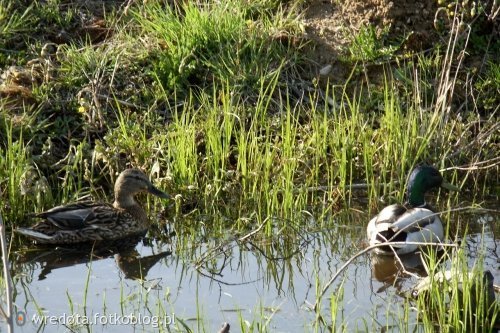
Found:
15,228 -> 53,243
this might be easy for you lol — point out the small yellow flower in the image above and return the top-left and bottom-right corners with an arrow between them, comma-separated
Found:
78,106 -> 86,113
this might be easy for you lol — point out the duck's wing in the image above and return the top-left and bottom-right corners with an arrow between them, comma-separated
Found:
367,204 -> 407,240
36,202 -> 119,230
374,204 -> 408,225
390,208 -> 438,233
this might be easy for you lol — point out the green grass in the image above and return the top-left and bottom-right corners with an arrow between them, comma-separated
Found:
135,0 -> 302,98
414,247 -> 498,332
346,25 -> 399,63
0,1 -> 34,66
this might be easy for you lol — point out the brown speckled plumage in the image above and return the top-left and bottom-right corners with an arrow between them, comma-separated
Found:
16,169 -> 169,244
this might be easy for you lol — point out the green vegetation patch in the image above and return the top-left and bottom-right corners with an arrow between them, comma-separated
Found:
135,0 -> 303,97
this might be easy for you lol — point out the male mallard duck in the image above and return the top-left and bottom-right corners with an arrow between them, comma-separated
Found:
367,166 -> 459,255
16,169 -> 169,244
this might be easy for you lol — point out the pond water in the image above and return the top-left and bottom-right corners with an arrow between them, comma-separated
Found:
7,207 -> 499,332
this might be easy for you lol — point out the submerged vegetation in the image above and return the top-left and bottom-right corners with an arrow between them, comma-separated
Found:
0,0 -> 498,331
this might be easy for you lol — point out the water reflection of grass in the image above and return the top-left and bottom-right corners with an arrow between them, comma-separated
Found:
5,207 -> 498,332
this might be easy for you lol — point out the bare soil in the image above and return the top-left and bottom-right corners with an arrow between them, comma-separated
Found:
303,0 -> 440,77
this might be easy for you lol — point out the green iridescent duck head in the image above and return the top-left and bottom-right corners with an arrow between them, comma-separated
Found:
406,165 -> 459,207
114,169 -> 169,208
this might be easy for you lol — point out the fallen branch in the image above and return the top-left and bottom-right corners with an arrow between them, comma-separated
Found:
194,219 -> 267,269
0,213 -> 13,333
312,241 -> 458,312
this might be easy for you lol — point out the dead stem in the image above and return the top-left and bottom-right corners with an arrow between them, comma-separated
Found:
0,213 -> 13,333
312,241 -> 459,312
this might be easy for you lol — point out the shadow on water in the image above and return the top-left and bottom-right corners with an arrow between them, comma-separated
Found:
8,203 -> 499,332
13,236 -> 172,281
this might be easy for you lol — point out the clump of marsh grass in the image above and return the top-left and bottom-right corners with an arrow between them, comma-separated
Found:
413,247 -> 498,332
134,0 -> 304,99
0,119 -> 46,224
2,0 -> 497,233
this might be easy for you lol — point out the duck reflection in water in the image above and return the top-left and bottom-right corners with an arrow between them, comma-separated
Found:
13,236 -> 171,281
370,250 -> 445,292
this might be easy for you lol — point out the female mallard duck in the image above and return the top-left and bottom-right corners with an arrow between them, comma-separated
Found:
367,166 -> 459,255
16,169 -> 169,244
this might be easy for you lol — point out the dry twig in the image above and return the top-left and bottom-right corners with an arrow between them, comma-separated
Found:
0,213 -> 13,333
